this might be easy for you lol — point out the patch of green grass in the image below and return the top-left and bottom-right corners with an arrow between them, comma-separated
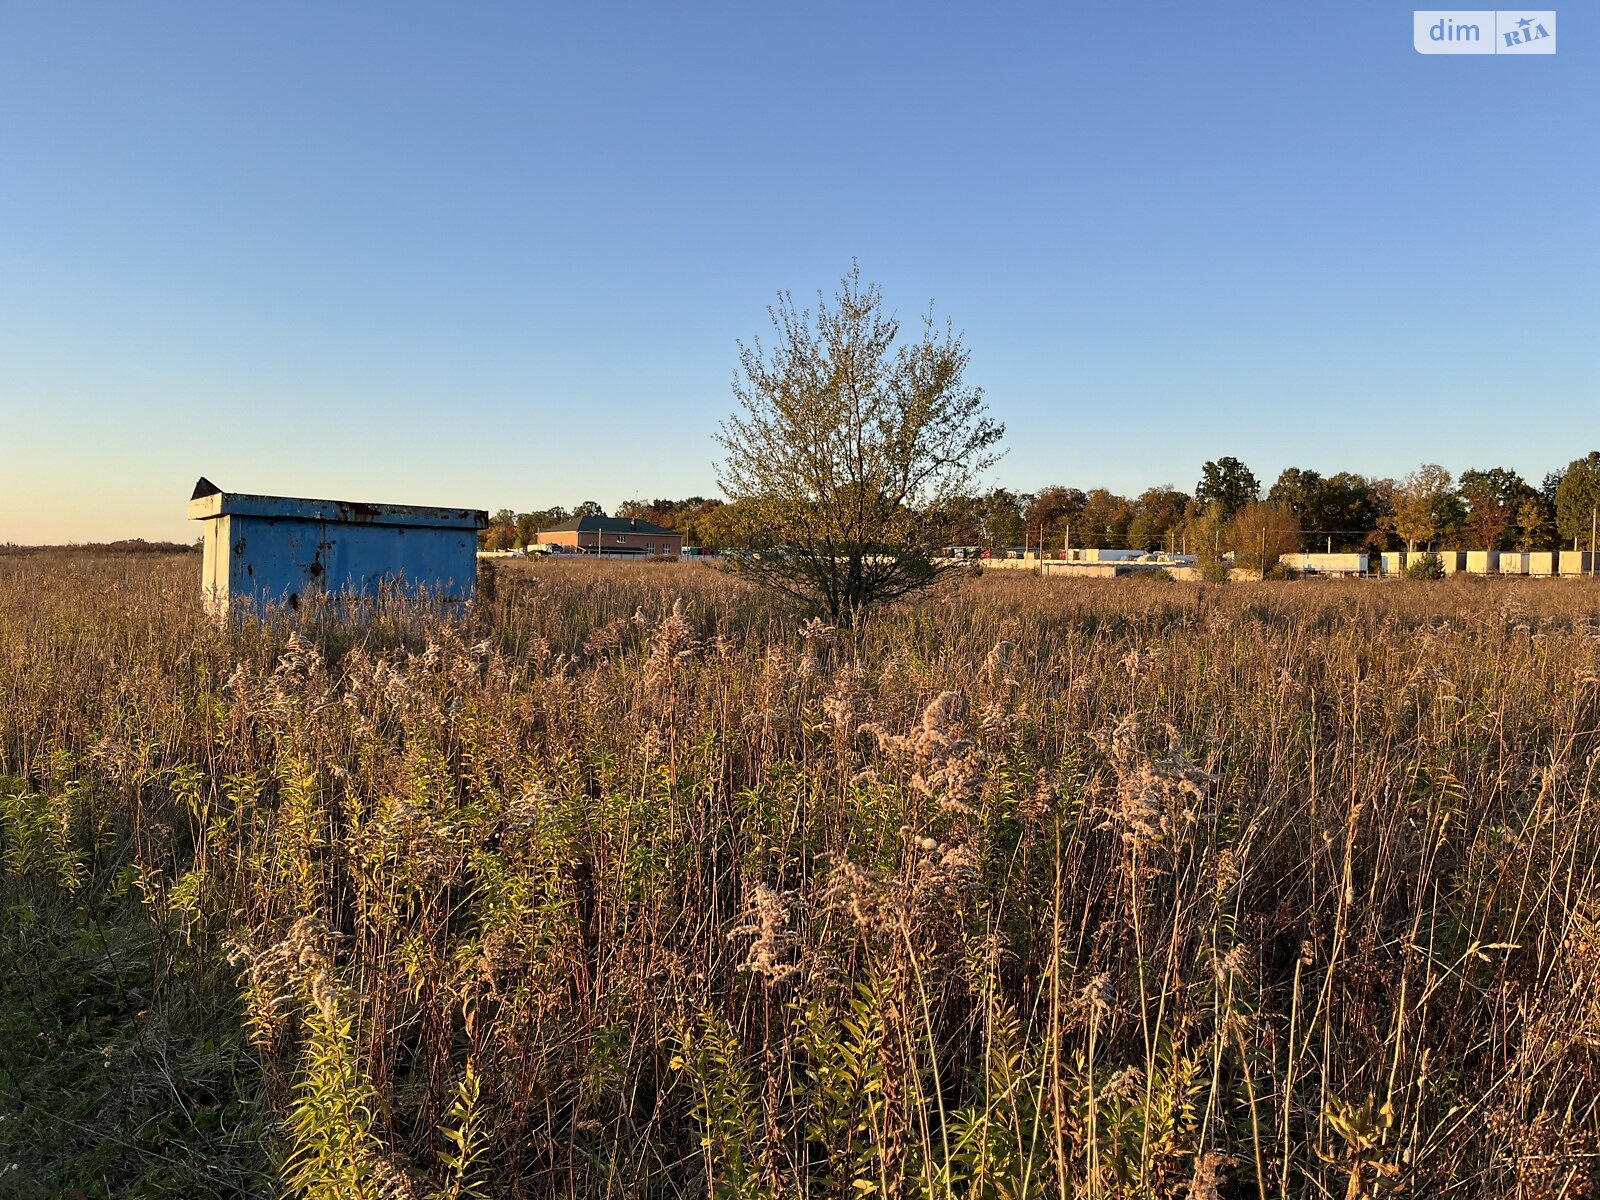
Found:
0,898 -> 275,1199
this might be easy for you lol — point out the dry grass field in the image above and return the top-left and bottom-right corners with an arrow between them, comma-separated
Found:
3,552 -> 1599,1198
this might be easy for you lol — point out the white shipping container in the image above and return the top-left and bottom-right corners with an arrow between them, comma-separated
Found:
1282,552 -> 1368,574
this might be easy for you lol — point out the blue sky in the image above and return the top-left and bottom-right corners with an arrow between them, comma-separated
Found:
2,2 -> 1594,542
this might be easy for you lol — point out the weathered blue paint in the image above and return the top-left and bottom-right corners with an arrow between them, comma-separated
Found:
189,479 -> 488,616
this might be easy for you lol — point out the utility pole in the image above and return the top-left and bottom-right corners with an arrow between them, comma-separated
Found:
1592,506 -> 1597,578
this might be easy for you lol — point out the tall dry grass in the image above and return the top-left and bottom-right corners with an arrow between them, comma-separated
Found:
2,552 -> 1599,1198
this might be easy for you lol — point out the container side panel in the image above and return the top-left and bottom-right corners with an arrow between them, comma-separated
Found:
316,524 -> 479,599
223,517 -> 479,612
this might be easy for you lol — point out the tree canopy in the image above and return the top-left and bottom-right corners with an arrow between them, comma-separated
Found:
1195,457 -> 1259,522
1457,467 -> 1535,552
482,459 -> 1580,560
1554,452 -> 1600,548
1232,502 -> 1301,575
1390,464 -> 1460,553
713,265 -> 1003,627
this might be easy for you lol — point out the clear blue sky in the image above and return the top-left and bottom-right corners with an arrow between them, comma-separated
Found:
2,2 -> 1594,542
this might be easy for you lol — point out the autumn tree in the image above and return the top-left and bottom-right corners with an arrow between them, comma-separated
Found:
1513,493 -> 1556,551
695,497 -> 763,551
1077,489 -> 1134,549
1390,464 -> 1461,553
672,499 -> 726,547
1184,504 -> 1231,582
1232,502 -> 1302,575
714,265 -> 1003,627
480,523 -> 517,551
481,508 -> 518,550
613,497 -> 727,546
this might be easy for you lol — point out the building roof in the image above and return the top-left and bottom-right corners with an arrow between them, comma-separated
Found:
188,478 -> 487,529
539,515 -> 680,537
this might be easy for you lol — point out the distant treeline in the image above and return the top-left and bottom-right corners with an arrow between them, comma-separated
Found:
488,451 -> 1600,557
0,539 -> 198,556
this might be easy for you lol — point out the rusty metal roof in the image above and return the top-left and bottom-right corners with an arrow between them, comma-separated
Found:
188,479 -> 488,530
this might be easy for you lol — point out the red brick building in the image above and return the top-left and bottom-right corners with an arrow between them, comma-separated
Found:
537,515 -> 682,558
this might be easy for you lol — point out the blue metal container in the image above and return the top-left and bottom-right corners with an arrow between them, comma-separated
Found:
188,478 -> 487,616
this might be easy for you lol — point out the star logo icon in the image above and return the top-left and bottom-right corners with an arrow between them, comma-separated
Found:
1517,16 -> 1534,30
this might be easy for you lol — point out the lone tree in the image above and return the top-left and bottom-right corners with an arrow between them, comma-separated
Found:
715,265 -> 1003,628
